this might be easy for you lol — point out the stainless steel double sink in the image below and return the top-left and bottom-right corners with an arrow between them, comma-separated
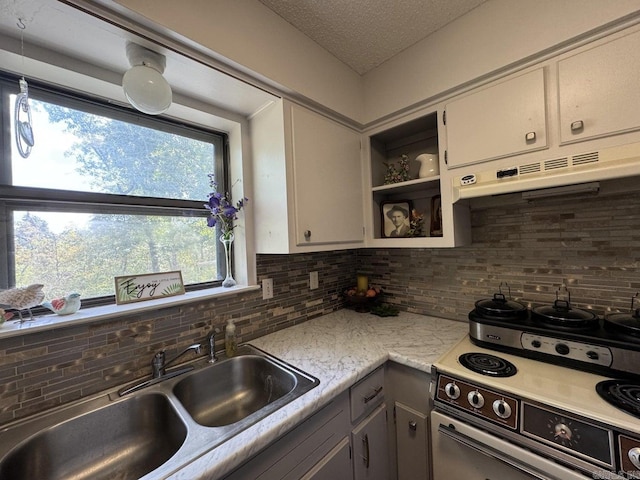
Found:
0,344 -> 319,480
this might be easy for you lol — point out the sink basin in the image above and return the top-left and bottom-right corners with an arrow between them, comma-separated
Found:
0,344 -> 319,479
173,350 -> 318,427
0,393 -> 186,480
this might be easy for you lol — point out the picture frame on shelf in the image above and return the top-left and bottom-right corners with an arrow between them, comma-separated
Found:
381,200 -> 413,238
430,195 -> 443,237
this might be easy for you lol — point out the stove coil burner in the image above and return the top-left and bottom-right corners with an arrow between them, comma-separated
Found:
458,352 -> 517,377
596,380 -> 640,418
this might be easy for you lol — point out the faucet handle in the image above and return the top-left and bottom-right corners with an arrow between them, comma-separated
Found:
151,350 -> 166,378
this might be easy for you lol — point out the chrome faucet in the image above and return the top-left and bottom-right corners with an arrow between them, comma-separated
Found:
151,343 -> 201,378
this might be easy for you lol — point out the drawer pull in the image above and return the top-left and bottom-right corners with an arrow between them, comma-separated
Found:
363,386 -> 383,403
570,120 -> 584,132
409,420 -> 417,431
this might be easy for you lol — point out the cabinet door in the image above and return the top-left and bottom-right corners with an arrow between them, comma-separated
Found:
558,29 -> 640,144
301,437 -> 353,480
444,68 -> 547,168
289,104 -> 364,246
352,404 -> 389,480
395,402 -> 428,480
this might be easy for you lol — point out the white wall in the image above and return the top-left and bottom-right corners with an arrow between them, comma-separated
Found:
362,0 -> 640,123
116,0 -> 640,125
114,0 -> 364,122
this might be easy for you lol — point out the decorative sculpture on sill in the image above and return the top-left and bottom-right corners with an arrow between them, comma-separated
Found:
0,284 -> 45,322
42,292 -> 81,316
0,309 -> 14,326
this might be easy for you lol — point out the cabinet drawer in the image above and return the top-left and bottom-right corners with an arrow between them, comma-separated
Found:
350,367 -> 384,422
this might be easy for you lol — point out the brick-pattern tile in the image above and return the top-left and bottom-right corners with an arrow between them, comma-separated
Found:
2,191 -> 639,423
0,250 -> 356,423
359,191 -> 640,320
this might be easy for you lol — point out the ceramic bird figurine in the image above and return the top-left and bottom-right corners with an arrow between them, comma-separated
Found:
0,308 -> 14,325
42,293 -> 81,316
0,284 -> 45,322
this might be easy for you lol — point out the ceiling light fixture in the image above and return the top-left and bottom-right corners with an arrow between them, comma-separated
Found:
122,42 -> 172,115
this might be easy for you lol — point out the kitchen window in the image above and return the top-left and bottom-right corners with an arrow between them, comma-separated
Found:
0,73 -> 230,310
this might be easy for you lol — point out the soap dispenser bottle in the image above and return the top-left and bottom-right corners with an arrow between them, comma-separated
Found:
225,319 -> 237,357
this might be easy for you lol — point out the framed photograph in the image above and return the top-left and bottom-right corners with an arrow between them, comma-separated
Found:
430,195 -> 443,237
381,200 -> 413,238
114,270 -> 185,305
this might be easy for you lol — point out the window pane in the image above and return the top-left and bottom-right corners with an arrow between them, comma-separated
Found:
14,211 -> 218,298
10,97 -> 215,201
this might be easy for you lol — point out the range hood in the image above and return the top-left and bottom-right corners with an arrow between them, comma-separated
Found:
452,141 -> 640,202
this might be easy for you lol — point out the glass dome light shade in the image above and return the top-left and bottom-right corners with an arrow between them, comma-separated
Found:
122,65 -> 172,115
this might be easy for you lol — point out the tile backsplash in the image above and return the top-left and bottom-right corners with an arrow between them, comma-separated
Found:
359,189 -> 640,319
1,189 -> 638,423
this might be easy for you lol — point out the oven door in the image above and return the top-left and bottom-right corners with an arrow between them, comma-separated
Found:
431,411 -> 592,480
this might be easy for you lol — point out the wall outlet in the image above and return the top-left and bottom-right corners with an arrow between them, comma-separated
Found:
310,271 -> 319,290
262,278 -> 274,299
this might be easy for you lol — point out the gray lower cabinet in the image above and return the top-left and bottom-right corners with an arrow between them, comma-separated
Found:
301,437 -> 353,480
223,365 -> 393,480
385,362 -> 431,480
223,391 -> 351,480
351,403 -> 388,480
394,402 -> 428,479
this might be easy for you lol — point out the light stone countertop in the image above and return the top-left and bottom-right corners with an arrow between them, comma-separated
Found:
169,309 -> 468,480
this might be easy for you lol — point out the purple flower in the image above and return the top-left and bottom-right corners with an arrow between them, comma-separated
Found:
205,174 -> 248,236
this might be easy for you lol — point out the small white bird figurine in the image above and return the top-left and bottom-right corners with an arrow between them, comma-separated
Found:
42,293 -> 81,316
0,284 -> 45,322
0,308 -> 14,325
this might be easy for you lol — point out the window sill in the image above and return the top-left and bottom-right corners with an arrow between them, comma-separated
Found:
0,285 -> 260,339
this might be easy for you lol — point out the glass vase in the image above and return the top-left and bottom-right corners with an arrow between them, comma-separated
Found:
220,232 -> 236,288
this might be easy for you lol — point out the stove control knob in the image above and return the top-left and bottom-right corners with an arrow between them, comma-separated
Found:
629,447 -> 640,469
493,399 -> 512,419
555,343 -> 570,355
531,339 -> 541,348
467,390 -> 485,408
444,382 -> 460,400
586,350 -> 599,360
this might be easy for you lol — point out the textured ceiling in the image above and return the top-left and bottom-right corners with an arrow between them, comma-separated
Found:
259,0 -> 487,75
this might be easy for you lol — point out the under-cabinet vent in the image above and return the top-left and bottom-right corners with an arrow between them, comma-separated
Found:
571,151 -> 599,166
454,141 -> 640,202
544,158 -> 569,170
519,163 -> 541,175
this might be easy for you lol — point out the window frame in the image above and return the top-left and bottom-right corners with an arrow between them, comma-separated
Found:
0,72 -> 231,309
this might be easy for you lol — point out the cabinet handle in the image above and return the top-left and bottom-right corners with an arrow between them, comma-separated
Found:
570,120 -> 584,132
362,433 -> 370,468
409,420 -> 417,431
524,131 -> 536,142
304,230 -> 311,239
363,386 -> 383,403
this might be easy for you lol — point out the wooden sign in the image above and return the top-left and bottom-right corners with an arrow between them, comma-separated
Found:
114,270 -> 185,305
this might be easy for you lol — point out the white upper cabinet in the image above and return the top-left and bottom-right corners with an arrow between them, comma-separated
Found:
444,68 -> 548,169
558,28 -> 640,145
251,99 -> 364,254
288,105 -> 364,246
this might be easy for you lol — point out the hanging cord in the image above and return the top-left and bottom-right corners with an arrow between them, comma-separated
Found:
14,18 -> 34,158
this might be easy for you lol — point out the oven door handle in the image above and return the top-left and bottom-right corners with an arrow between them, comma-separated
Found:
438,423 -> 562,480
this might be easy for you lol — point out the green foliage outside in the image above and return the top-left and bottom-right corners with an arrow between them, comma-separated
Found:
13,100 -> 220,299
